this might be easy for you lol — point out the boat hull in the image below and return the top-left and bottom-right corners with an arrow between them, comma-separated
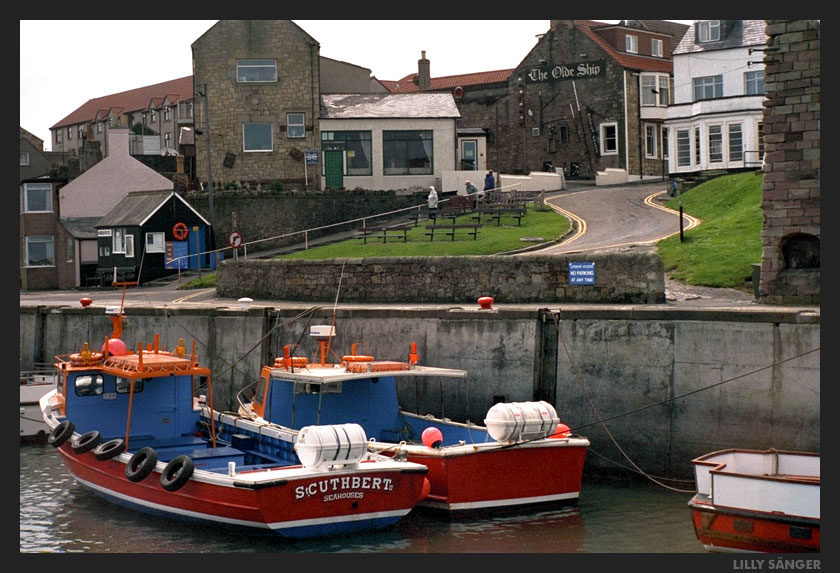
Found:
399,439 -> 588,512
20,382 -> 55,442
53,439 -> 428,539
690,495 -> 820,553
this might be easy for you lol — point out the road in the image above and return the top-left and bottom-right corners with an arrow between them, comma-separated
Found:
533,181 -> 699,255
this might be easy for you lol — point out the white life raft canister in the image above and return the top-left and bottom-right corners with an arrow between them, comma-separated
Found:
484,401 -> 560,443
294,423 -> 368,469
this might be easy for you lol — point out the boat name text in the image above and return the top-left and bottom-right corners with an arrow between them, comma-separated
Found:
734,560 -> 820,570
295,476 -> 394,501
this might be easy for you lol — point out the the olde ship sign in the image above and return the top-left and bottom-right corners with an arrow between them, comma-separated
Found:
525,60 -> 606,84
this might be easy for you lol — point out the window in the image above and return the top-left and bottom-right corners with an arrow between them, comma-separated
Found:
599,123 -> 618,155
164,106 -> 171,121
78,126 -> 85,138
757,122 -> 765,159
67,127 -> 72,140
745,70 -> 764,95
97,122 -> 103,133
658,76 -> 670,106
237,59 -> 277,82
125,234 -> 135,258
286,113 -> 305,139
25,236 -> 55,267
641,74 -> 669,107
56,130 -> 62,143
662,127 -> 669,159
20,152 -> 29,165
697,20 -> 721,42
322,131 -> 373,175
108,116 -> 113,127
66,238 -> 74,263
116,377 -> 144,393
708,125 -> 723,163
651,38 -> 663,57
559,125 -> 570,143
695,127 -> 701,165
676,130 -> 690,166
113,228 -> 125,254
383,130 -> 433,175
145,232 -> 165,253
21,183 -> 53,213
626,34 -> 638,53
693,75 -> 723,101
149,110 -> 156,123
243,123 -> 273,152
645,125 -> 657,158
74,374 -> 103,397
164,132 -> 172,148
728,123 -> 743,162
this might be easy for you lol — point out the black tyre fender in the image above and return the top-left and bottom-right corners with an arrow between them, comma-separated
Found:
93,438 -> 125,461
125,447 -> 158,482
48,420 -> 75,448
160,455 -> 194,492
71,430 -> 101,454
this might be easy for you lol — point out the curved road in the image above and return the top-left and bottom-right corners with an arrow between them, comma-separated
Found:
532,182 -> 699,255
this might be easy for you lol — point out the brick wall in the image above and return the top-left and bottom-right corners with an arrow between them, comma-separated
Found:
215,251 -> 665,304
759,20 -> 820,305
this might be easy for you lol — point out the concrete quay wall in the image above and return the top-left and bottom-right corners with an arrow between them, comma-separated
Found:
20,304 -> 819,480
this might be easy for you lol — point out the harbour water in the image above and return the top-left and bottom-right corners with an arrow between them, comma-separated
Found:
20,442 -> 707,555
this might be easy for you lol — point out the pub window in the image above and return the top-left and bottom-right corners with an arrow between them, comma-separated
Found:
599,123 -> 617,155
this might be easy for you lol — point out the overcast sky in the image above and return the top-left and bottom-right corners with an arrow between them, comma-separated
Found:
21,19 -> 668,150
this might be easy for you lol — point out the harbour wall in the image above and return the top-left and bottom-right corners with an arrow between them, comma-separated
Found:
20,304 -> 820,480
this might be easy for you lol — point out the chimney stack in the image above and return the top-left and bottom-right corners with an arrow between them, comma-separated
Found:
418,50 -> 431,91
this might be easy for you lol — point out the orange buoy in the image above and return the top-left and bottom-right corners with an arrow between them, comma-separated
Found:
478,296 -> 494,310
422,427 -> 443,448
80,297 -> 92,307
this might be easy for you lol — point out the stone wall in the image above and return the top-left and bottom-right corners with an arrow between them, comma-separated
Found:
759,20 -> 820,305
215,251 -> 666,304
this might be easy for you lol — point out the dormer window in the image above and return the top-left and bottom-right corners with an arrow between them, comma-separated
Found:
626,34 -> 638,54
697,20 -> 721,43
150,109 -> 156,123
651,38 -> 663,57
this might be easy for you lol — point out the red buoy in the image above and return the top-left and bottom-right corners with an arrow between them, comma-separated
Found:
478,296 -> 494,310
550,423 -> 572,438
80,297 -> 92,307
102,338 -> 128,356
422,427 -> 443,448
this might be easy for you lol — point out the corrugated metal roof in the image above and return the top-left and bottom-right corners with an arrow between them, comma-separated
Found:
321,93 -> 461,119
96,190 -> 174,228
60,217 -> 102,239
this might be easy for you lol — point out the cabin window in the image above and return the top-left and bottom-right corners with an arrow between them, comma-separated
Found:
294,382 -> 342,395
116,377 -> 145,393
75,374 -> 104,397
254,375 -> 267,405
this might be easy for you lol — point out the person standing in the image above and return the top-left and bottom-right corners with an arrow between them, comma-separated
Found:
427,185 -> 438,209
484,170 -> 495,193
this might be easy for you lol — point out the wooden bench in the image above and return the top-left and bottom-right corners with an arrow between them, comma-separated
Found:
424,224 -> 480,242
355,223 -> 413,244
410,207 -> 459,226
87,266 -> 139,287
473,207 -> 526,226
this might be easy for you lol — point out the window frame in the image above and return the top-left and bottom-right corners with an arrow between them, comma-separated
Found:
651,38 -> 664,57
625,34 -> 638,54
599,123 -> 618,156
237,59 -> 278,83
676,129 -> 690,166
728,123 -> 743,162
708,124 -> 723,163
697,20 -> 721,43
243,122 -> 274,153
662,126 -> 669,159
286,113 -> 305,139
25,236 -> 55,268
113,228 -> 125,255
693,75 -> 723,101
645,124 -> 657,158
145,232 -> 165,254
382,130 -> 434,175
21,182 -> 53,213
745,70 -> 765,95
20,152 -> 29,165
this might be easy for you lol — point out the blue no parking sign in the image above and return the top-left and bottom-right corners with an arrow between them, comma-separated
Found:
569,262 -> 595,285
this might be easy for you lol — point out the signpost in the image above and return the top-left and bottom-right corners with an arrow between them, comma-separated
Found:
304,149 -> 319,187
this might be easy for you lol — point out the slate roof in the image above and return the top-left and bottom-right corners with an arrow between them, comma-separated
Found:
96,190 -> 209,228
576,20 -> 675,74
60,217 -> 102,239
320,93 -> 461,119
674,20 -> 768,54
50,76 -> 194,130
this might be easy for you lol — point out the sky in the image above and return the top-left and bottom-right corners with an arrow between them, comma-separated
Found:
21,19 -> 657,151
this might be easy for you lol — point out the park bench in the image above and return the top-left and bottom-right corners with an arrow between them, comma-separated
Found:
473,206 -> 526,226
424,223 -> 481,242
355,222 -> 413,244
87,266 -> 139,287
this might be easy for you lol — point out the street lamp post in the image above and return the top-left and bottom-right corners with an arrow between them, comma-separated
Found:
198,84 -> 215,252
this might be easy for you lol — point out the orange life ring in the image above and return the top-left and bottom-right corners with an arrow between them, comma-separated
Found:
342,355 -> 375,363
453,86 -> 464,98
173,222 -> 189,240
70,352 -> 104,366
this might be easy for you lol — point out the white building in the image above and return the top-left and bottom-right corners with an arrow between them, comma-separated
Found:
665,20 -> 768,177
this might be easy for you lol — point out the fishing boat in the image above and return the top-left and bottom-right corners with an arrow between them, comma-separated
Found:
21,369 -> 57,442
234,324 -> 590,514
689,448 -> 820,553
39,304 -> 431,539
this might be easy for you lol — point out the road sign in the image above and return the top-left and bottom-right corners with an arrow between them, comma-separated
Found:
304,149 -> 319,165
569,261 -> 595,285
228,231 -> 243,248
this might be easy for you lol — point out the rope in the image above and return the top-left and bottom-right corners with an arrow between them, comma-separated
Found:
550,310 -> 819,494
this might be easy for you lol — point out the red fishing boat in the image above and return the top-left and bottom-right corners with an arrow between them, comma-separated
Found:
235,324 -> 589,513
40,304 -> 430,538
689,448 -> 820,553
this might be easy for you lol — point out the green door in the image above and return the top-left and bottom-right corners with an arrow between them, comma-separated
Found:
324,150 -> 344,190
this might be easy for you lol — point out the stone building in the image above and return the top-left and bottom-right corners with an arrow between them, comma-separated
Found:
191,20 -> 323,191
758,20 -> 820,305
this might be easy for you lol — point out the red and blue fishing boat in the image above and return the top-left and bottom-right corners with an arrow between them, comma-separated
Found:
235,324 -> 590,514
689,448 -> 820,553
40,305 -> 430,539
